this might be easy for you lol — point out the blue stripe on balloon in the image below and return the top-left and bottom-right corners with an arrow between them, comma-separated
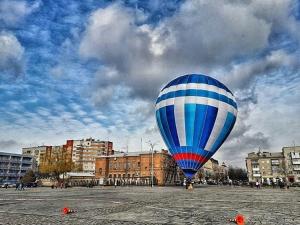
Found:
158,108 -> 176,151
174,146 -> 211,158
156,89 -> 237,109
162,74 -> 233,94
184,104 -> 196,146
166,105 -> 180,147
210,112 -> 236,154
199,106 -> 218,149
175,160 -> 200,169
156,110 -> 172,153
192,104 -> 207,148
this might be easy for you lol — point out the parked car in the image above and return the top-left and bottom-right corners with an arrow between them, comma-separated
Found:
25,182 -> 38,188
1,183 -> 8,188
207,180 -> 217,185
1,183 -> 16,188
290,183 -> 300,187
175,180 -> 183,186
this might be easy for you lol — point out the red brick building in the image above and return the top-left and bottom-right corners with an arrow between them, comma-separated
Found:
95,150 -> 178,186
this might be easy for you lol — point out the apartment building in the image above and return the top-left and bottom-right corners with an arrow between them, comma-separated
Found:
72,138 -> 113,173
22,146 -> 48,166
282,146 -> 300,183
0,152 -> 34,185
246,146 -> 300,184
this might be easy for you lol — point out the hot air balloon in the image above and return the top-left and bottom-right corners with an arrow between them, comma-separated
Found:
155,74 -> 237,180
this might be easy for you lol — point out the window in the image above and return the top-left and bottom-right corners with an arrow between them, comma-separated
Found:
99,168 -> 102,175
137,162 -> 140,167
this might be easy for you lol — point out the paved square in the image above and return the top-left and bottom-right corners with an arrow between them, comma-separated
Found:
0,186 -> 299,225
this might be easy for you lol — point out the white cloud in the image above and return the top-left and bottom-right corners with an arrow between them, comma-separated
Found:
78,1 -> 300,166
79,1 -> 275,102
221,50 -> 300,89
0,32 -> 24,77
0,0 -> 41,27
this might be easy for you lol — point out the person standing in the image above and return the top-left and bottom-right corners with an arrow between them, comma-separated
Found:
15,183 -> 19,191
256,181 -> 259,189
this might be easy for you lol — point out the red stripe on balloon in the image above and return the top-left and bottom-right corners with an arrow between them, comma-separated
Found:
172,153 -> 207,163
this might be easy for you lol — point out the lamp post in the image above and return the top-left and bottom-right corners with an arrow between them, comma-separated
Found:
147,141 -> 156,188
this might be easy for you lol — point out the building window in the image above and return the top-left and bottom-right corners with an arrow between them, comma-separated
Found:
99,168 -> 102,175
137,162 -> 140,167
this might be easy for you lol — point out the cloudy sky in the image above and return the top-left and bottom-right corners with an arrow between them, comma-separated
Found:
0,0 -> 299,167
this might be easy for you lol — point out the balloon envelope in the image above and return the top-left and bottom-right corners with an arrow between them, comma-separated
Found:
155,74 -> 237,179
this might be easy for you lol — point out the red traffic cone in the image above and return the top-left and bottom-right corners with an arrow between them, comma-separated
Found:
229,214 -> 245,225
235,214 -> 245,225
62,207 -> 76,215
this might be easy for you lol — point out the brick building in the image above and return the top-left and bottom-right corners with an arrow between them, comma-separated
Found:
95,150 -> 178,186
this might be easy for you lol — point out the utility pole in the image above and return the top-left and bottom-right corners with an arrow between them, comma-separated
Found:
147,141 -> 156,188
125,143 -> 128,186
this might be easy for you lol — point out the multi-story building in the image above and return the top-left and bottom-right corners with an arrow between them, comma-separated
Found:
72,138 -> 113,173
38,144 -> 73,174
246,150 -> 285,183
245,147 -> 300,184
23,138 -> 113,174
195,158 -> 227,181
22,146 -> 48,167
95,150 -> 177,186
0,152 -> 34,185
282,146 -> 300,183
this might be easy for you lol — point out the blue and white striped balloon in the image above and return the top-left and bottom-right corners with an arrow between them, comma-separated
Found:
155,74 -> 237,179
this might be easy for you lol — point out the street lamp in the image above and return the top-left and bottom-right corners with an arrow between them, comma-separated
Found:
147,141 -> 156,188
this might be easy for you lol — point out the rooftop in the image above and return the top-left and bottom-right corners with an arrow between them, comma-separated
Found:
246,151 -> 283,159
0,152 -> 33,158
97,150 -> 169,158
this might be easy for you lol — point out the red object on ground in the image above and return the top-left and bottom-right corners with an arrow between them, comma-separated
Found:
235,214 -> 245,225
62,207 -> 69,214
